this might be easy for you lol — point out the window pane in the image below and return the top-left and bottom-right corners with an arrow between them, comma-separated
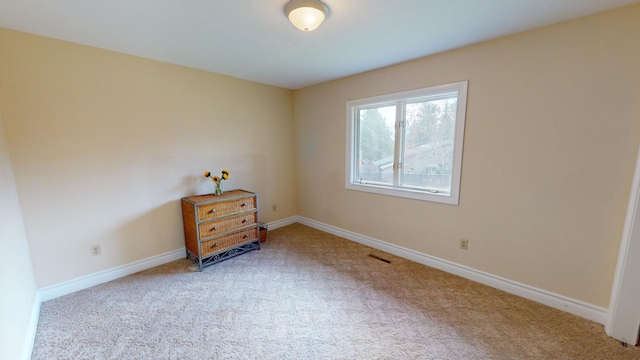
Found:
346,81 -> 467,205
357,106 -> 396,185
401,97 -> 457,193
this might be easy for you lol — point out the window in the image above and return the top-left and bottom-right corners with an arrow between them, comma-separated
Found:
345,81 -> 468,205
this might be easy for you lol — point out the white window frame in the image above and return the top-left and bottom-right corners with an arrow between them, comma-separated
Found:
345,81 -> 468,205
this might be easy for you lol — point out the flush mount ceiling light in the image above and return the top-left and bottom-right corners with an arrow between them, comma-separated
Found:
284,0 -> 330,32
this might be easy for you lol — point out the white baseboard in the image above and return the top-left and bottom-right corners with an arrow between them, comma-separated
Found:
21,291 -> 41,360
38,248 -> 186,302
36,216 -> 299,303
32,214 -> 607,333
296,216 -> 608,324
23,217 -> 295,357
266,216 -> 298,231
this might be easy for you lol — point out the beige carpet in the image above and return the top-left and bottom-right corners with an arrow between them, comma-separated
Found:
32,223 -> 640,359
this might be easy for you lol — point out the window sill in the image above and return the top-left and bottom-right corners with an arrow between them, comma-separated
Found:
345,182 -> 459,205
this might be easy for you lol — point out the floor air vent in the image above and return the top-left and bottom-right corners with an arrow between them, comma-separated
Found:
368,254 -> 391,263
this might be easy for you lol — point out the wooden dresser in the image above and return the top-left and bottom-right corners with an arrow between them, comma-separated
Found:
181,189 -> 260,271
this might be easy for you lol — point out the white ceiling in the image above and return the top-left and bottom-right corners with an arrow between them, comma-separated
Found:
0,0 -> 638,89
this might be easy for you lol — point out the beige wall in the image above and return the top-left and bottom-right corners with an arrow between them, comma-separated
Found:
0,111 -> 38,360
293,5 -> 640,307
1,2 -> 639,323
0,28 -> 296,288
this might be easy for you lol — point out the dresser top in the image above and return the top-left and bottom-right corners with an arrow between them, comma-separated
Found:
182,189 -> 255,205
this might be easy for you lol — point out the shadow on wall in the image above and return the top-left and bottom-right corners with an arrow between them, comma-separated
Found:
107,201 -> 185,265
177,174 -> 206,197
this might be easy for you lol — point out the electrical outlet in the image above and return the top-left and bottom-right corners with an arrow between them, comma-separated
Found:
90,244 -> 102,256
460,239 -> 468,250
272,205 -> 277,212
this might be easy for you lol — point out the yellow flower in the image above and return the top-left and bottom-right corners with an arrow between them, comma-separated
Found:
203,169 -> 229,185
204,169 -> 229,195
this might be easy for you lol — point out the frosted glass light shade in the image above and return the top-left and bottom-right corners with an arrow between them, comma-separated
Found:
284,0 -> 329,32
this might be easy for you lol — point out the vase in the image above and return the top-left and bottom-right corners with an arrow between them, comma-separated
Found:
214,181 -> 223,196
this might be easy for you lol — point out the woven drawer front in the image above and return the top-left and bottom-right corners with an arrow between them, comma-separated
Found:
198,212 -> 258,239
197,196 -> 256,221
201,227 -> 258,257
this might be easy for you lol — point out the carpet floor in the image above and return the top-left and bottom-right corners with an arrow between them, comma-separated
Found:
32,223 -> 640,359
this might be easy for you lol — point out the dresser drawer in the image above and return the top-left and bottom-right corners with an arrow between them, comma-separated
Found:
198,212 -> 258,239
197,196 -> 256,221
200,227 -> 258,257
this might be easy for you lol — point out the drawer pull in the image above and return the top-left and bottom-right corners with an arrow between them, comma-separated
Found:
242,218 -> 248,223
211,226 -> 218,231
241,202 -> 248,207
210,209 -> 216,213
212,243 -> 219,248
244,233 -> 250,239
